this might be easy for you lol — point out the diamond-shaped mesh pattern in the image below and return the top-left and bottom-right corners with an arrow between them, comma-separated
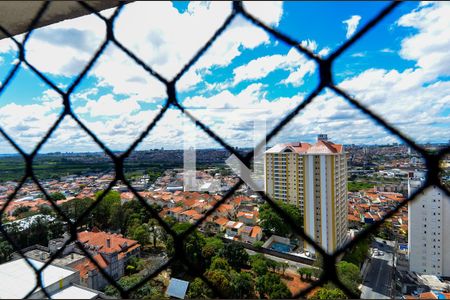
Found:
0,1 -> 448,299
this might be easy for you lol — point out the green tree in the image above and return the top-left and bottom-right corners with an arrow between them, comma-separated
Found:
343,236 -> 370,267
375,221 -> 394,240
279,261 -> 289,275
105,274 -> 166,299
110,201 -> 125,231
204,269 -> 232,298
0,238 -> 13,263
259,201 -> 303,237
219,242 -> 249,270
256,273 -> 290,299
38,205 -> 54,216
230,271 -> 255,299
202,237 -> 224,266
49,192 -> 66,200
129,224 -> 150,246
166,223 -> 206,274
253,241 -> 264,248
210,256 -> 231,271
251,255 -> 269,276
92,190 -> 121,229
187,278 -> 213,299
125,256 -> 145,275
336,261 -> 362,296
60,197 -> 94,225
12,206 -> 31,217
309,287 -> 347,300
298,267 -> 315,281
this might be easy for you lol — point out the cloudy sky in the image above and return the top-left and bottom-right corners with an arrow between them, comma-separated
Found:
0,1 -> 448,154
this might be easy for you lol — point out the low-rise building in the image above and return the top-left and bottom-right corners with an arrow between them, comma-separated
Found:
0,258 -> 102,299
73,230 -> 141,290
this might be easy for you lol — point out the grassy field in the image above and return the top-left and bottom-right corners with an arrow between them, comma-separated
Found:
0,154 -> 224,182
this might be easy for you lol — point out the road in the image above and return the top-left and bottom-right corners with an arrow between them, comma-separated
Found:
360,239 -> 395,299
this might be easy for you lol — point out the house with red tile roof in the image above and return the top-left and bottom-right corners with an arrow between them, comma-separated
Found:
250,226 -> 263,242
237,211 -> 257,225
166,206 -> 185,221
214,204 -> 235,218
225,221 -> 244,239
240,225 -> 263,243
72,230 -> 141,290
179,209 -> 202,223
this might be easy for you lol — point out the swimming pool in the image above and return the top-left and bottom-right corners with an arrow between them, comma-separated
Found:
270,242 -> 293,253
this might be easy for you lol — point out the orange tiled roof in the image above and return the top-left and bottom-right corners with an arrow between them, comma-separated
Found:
181,209 -> 199,216
251,226 -> 262,238
237,211 -> 254,219
77,231 -> 139,254
214,217 -> 229,226
182,199 -> 196,207
348,215 -> 360,222
168,206 -> 184,213
217,204 -> 233,212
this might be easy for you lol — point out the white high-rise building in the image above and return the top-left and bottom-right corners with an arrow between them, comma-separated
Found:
408,180 -> 450,276
264,135 -> 348,253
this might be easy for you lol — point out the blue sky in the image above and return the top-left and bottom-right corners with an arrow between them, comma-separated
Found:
0,1 -> 448,153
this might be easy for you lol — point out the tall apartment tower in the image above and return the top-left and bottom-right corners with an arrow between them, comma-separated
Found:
408,179 -> 450,276
264,135 -> 348,253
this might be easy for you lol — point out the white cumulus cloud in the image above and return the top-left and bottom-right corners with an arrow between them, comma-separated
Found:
343,15 -> 362,39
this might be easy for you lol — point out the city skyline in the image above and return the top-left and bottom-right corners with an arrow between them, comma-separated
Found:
0,1 -> 449,154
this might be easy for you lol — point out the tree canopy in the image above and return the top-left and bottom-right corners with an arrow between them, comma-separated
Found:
336,261 -> 362,296
187,278 -> 213,299
259,201 -> 303,237
104,274 -> 166,299
256,273 -> 291,299
309,287 -> 347,300
219,242 -> 249,270
49,192 -> 66,201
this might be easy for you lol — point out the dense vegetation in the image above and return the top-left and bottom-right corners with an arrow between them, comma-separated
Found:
163,223 -> 292,299
259,201 -> 303,237
2,215 -> 66,256
0,153 -> 228,182
302,243 -> 366,299
104,274 -> 167,299
347,181 -> 374,192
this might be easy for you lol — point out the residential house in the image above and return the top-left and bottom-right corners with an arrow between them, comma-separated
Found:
225,221 -> 244,239
237,211 -> 257,225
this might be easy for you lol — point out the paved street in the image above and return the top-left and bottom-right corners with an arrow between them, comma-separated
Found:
360,239 -> 395,299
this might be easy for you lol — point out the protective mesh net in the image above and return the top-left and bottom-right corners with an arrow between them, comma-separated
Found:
0,1 -> 448,299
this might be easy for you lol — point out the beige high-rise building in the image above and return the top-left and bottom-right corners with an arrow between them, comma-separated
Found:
264,135 -> 348,253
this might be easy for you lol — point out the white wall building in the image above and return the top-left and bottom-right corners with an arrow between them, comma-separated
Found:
408,180 -> 450,276
264,135 -> 348,253
0,258 -> 100,299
